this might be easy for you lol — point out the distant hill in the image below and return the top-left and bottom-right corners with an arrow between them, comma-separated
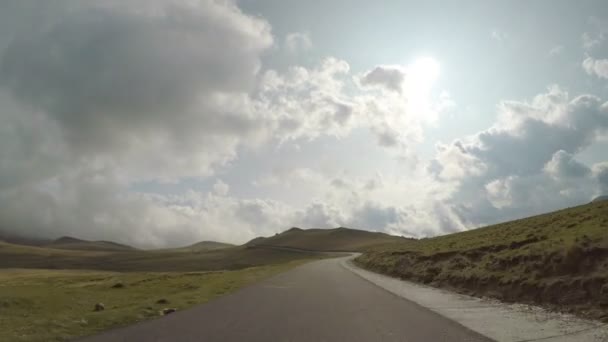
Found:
180,241 -> 234,252
0,232 -> 136,252
0,238 -> 322,272
0,231 -> 51,247
246,227 -> 408,252
47,236 -> 136,252
52,236 -> 86,245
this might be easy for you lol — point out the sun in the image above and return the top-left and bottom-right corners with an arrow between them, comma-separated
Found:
408,57 -> 440,88
404,57 -> 441,122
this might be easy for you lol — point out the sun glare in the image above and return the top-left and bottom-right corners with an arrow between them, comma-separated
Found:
405,57 -> 441,122
409,57 -> 440,88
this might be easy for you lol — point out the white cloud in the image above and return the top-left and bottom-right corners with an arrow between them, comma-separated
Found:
432,140 -> 487,180
582,17 -> 608,50
0,0 -> 273,181
491,29 -> 508,42
0,0 -> 452,246
255,58 -> 356,141
582,57 -> 608,79
284,32 -> 312,53
254,57 -> 447,151
0,0 -> 278,245
254,168 -> 324,189
544,150 -> 590,180
212,179 -> 230,196
430,86 -> 608,227
0,1 -> 455,246
358,65 -> 407,93
593,162 -> 608,194
485,178 -> 513,209
582,32 -> 601,50
549,45 -> 564,57
1,0 -> 607,249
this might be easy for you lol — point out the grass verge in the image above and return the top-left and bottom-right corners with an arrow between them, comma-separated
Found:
356,200 -> 608,322
0,260 -> 311,342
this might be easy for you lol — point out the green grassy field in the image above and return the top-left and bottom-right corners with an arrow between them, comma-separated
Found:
356,200 -> 608,321
0,260 -> 310,342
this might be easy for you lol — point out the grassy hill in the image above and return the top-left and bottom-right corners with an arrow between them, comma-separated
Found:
247,227 -> 408,252
0,241 -> 324,272
175,241 -> 234,252
0,226 -> 403,272
0,231 -> 51,247
356,200 -> 608,322
47,236 -> 137,252
593,195 -> 608,203
0,233 -> 138,252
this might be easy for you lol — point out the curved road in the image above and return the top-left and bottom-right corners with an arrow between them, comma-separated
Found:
80,257 -> 492,342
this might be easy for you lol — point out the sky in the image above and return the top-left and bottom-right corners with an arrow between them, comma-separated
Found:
0,0 -> 607,248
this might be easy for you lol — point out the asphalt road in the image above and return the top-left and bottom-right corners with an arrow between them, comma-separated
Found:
80,257 -> 492,342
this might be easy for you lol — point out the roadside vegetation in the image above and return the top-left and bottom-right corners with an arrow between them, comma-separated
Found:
0,260 -> 309,342
356,200 -> 608,322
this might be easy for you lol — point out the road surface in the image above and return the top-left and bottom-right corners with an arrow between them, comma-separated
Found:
80,257 -> 492,342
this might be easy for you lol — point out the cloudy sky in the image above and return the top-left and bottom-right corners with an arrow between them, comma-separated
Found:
1,0 -> 607,248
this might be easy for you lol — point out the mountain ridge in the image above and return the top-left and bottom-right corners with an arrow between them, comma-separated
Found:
246,226 -> 409,252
